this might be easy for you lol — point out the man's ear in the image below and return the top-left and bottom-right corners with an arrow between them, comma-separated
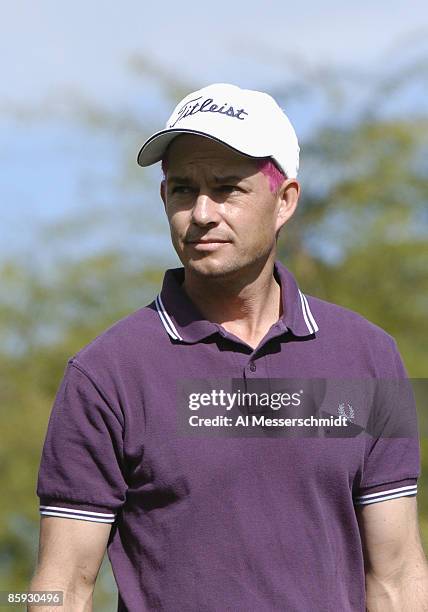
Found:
275,179 -> 300,234
160,180 -> 166,210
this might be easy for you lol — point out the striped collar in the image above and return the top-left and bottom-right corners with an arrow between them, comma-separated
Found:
155,260 -> 319,344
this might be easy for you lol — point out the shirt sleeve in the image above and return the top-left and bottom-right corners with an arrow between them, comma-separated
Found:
353,339 -> 421,506
36,359 -> 128,523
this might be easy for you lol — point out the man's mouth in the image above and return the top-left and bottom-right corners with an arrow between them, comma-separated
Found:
187,239 -> 230,244
185,238 -> 231,251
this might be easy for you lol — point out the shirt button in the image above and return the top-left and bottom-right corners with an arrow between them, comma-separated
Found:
249,362 -> 256,372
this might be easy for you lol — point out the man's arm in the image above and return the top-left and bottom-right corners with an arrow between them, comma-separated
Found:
28,517 -> 112,612
356,496 -> 428,611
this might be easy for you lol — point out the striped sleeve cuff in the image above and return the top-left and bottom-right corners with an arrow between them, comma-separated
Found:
353,482 -> 418,506
39,504 -> 116,523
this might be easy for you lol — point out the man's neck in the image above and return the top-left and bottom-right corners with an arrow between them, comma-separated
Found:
183,257 -> 283,350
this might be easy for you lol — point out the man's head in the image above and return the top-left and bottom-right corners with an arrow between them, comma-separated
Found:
137,83 -> 301,279
158,134 -> 299,278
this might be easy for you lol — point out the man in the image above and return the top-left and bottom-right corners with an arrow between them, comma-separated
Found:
30,83 -> 427,611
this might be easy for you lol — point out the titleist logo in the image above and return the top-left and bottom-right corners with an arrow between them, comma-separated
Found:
169,96 -> 249,128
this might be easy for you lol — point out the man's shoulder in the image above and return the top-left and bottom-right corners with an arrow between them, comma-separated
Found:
70,300 -> 164,373
305,293 -> 396,347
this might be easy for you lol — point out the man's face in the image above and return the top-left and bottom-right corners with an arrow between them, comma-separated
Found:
160,134 -> 295,279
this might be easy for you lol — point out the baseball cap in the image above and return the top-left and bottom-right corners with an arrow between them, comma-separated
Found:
137,83 -> 300,178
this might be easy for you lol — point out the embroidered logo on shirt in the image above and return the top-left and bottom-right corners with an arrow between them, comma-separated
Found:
338,402 -> 355,423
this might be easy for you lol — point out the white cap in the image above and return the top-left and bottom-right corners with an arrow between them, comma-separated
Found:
137,83 -> 300,178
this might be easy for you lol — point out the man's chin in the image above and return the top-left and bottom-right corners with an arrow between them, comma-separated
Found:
184,255 -> 239,279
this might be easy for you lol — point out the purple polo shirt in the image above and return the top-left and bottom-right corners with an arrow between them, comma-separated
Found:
37,260 -> 420,612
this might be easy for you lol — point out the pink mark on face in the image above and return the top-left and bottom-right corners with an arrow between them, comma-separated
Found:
161,156 -> 168,179
161,155 -> 286,193
255,158 -> 286,193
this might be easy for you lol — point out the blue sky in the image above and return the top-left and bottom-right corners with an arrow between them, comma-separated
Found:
2,1 -> 427,103
1,1 -> 427,261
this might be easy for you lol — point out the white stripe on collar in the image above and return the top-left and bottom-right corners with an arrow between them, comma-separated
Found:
298,290 -> 319,334
155,294 -> 183,341
155,290 -> 318,341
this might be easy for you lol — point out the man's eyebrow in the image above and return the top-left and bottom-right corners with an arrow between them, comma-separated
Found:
212,175 -> 244,183
167,176 -> 192,185
167,174 -> 246,185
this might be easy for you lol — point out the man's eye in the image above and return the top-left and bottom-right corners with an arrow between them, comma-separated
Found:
171,186 -> 192,194
217,185 -> 239,193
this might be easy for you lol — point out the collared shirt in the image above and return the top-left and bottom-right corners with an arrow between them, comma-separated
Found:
37,260 -> 420,612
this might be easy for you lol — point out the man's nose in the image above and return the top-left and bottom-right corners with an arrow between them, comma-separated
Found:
191,192 -> 220,226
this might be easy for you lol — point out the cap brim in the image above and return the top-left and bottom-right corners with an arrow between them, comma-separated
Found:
136,128 -> 267,167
